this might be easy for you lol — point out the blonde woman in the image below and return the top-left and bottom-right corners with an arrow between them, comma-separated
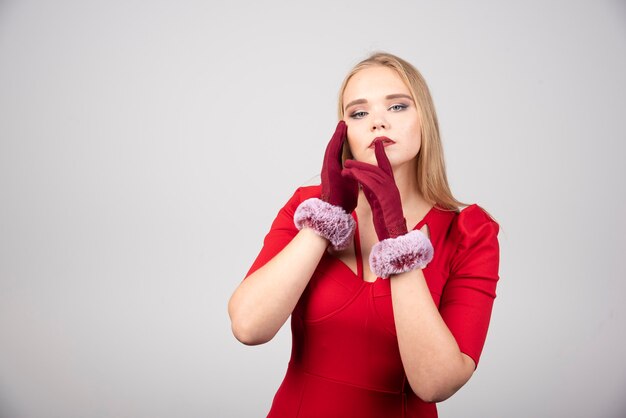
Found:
228,52 -> 501,417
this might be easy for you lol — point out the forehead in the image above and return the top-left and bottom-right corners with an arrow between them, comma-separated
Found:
343,66 -> 410,101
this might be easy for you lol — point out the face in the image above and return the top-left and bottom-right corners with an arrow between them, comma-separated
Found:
342,66 -> 422,169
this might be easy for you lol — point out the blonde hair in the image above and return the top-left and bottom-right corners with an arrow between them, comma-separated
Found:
337,51 -> 497,223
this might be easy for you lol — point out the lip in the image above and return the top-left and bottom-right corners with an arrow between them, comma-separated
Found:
369,136 -> 396,149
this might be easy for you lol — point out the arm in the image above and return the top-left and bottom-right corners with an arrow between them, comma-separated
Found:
341,142 -> 500,403
229,122 -> 358,346
390,268 -> 474,403
228,227 -> 328,346
392,207 -> 500,402
340,143 -> 471,400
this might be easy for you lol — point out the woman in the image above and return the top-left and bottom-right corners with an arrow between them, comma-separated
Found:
228,52 -> 501,417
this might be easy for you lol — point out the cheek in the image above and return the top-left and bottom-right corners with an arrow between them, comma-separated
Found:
345,123 -> 363,147
403,121 -> 422,145
346,137 -> 361,160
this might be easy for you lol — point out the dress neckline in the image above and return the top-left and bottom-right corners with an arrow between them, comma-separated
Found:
352,204 -> 438,283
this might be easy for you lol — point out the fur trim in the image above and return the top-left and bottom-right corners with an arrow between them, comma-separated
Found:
294,198 -> 356,250
370,229 -> 434,278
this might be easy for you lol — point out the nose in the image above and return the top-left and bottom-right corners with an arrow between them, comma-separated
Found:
370,114 -> 388,131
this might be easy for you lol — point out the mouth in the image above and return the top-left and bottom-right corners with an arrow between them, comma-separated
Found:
369,136 -> 396,149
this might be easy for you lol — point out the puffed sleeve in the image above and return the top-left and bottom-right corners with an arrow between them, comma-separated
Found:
439,204 -> 500,369
242,187 -> 305,280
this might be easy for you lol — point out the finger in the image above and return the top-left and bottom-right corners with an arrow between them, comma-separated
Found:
344,159 -> 378,171
341,165 -> 385,183
341,167 -> 357,181
341,167 -> 386,190
325,121 -> 347,165
341,122 -> 350,157
341,168 -> 379,200
334,120 -> 347,144
373,140 -> 394,178
344,159 -> 389,179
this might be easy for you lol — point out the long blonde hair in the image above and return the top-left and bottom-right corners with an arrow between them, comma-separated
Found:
337,51 -> 496,222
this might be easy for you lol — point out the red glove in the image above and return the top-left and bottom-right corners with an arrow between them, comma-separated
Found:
341,139 -> 407,241
341,139 -> 433,277
321,121 -> 359,214
293,121 -> 358,251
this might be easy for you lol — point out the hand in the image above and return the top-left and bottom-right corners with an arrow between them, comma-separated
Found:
342,140 -> 433,277
341,140 -> 407,241
321,121 -> 359,214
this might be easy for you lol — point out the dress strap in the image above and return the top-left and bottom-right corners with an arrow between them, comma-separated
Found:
352,212 -> 363,279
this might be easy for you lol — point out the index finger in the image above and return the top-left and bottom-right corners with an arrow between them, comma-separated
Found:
373,140 -> 394,178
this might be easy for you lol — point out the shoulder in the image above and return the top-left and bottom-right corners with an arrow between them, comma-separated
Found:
451,204 -> 499,235
274,184 -> 322,218
244,185 -> 322,279
282,184 -> 322,209
449,204 -> 500,271
435,203 -> 499,241
296,184 -> 322,200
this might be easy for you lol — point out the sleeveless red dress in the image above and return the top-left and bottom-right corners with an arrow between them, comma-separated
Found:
243,185 -> 500,418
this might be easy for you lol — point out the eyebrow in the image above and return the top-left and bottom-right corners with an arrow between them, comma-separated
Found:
344,93 -> 414,112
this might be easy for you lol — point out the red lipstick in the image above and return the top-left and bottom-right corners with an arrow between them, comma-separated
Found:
369,136 -> 396,149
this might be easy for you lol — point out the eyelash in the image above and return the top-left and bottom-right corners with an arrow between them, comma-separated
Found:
349,103 -> 409,119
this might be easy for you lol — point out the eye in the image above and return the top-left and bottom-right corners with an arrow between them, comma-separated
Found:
389,103 -> 408,112
349,111 -> 368,119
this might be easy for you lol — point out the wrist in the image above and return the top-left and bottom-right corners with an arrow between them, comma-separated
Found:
369,229 -> 434,279
293,198 -> 356,251
298,226 -> 331,249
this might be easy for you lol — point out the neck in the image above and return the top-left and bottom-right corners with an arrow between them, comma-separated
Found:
393,159 -> 423,208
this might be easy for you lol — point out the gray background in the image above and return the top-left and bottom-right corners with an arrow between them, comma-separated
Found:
1,0 -> 625,417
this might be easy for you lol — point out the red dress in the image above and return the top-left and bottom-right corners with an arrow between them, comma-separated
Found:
243,185 -> 500,418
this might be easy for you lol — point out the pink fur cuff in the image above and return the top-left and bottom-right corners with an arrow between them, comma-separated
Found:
294,198 -> 356,251
370,229 -> 434,278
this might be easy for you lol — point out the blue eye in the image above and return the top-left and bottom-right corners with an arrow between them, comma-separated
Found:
390,104 -> 408,111
350,111 -> 368,119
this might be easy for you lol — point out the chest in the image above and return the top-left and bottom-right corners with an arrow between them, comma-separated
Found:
329,220 -> 431,283
294,205 -> 455,328
295,219 -> 442,334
